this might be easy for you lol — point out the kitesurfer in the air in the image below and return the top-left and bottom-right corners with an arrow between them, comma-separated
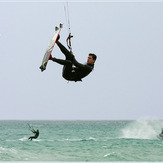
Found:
49,35 -> 97,82
28,129 -> 39,141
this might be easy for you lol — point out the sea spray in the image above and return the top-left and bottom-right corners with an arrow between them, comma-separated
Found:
121,119 -> 162,139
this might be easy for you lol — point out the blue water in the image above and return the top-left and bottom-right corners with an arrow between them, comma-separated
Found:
0,120 -> 163,161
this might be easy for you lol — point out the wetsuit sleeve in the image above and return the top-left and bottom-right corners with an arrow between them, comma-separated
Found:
72,57 -> 93,71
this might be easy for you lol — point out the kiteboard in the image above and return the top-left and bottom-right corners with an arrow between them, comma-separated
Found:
40,23 -> 63,72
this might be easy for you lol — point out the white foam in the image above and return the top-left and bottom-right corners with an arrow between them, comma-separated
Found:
104,152 -> 115,157
88,137 -> 96,141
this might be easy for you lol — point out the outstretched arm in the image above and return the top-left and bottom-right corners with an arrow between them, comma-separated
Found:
31,129 -> 36,133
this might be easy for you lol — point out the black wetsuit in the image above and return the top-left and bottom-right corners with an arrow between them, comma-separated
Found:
52,42 -> 94,82
28,130 -> 39,141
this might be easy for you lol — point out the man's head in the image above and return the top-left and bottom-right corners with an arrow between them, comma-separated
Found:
87,53 -> 97,65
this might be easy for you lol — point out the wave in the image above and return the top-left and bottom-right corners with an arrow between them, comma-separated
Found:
0,146 -> 18,154
81,137 -> 96,141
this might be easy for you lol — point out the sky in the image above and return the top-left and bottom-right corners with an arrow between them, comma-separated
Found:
0,1 -> 163,120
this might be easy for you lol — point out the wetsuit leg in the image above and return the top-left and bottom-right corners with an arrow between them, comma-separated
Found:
51,57 -> 73,80
56,41 -> 74,60
28,136 -> 34,140
52,57 -> 72,66
53,42 -> 74,80
28,136 -> 37,141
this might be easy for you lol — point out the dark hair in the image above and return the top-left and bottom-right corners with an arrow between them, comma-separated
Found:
89,53 -> 97,60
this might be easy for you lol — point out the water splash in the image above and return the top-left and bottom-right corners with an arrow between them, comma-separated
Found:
19,137 -> 28,141
121,119 -> 163,139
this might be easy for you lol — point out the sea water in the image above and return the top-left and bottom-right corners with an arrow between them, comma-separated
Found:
0,120 -> 163,162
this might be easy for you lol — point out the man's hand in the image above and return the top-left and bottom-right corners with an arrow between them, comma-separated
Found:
70,51 -> 74,55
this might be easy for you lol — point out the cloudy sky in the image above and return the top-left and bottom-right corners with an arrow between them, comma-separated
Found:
0,1 -> 163,120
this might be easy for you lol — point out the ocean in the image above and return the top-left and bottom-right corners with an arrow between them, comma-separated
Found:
0,120 -> 163,162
